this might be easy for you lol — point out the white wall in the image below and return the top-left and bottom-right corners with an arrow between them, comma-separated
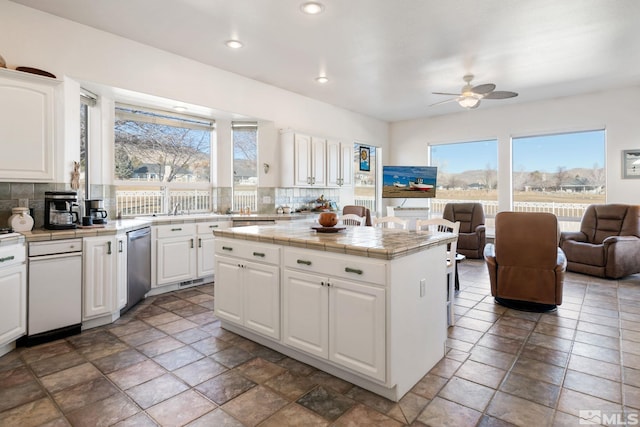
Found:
0,1 -> 389,186
390,87 -> 640,209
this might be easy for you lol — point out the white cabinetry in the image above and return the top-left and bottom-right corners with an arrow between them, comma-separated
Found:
83,236 -> 116,320
327,139 -> 353,187
283,249 -> 386,381
115,233 -> 128,311
280,131 -> 326,187
153,221 -> 230,288
0,68 -> 58,182
214,239 -> 280,339
0,240 -> 26,356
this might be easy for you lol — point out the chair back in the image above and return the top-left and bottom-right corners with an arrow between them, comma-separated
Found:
415,218 -> 460,260
442,203 -> 485,234
373,216 -> 408,229
343,205 -> 372,226
341,214 -> 366,226
495,212 -> 559,269
579,204 -> 640,244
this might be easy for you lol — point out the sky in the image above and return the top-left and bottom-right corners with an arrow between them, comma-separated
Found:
430,130 -> 605,174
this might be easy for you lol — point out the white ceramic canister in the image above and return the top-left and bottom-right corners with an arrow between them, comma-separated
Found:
8,207 -> 34,232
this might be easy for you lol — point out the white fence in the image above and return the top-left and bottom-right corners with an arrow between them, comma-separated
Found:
117,190 -> 211,216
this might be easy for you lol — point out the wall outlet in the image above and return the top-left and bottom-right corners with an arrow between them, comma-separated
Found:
18,198 -> 29,207
419,279 -> 426,297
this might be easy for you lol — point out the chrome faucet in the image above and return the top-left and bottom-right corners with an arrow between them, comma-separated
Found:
172,203 -> 181,216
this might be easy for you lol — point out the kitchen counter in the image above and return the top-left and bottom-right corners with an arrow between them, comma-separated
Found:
213,222 -> 456,260
19,219 -> 153,242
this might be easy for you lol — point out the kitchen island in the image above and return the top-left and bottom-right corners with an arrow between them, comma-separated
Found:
213,222 -> 456,401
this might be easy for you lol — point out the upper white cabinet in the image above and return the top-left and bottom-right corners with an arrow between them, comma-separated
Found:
327,139 -> 353,188
0,69 -> 59,182
280,131 -> 327,187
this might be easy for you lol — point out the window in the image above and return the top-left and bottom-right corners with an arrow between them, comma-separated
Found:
512,130 -> 605,223
429,139 -> 498,217
114,105 -> 214,216
79,89 -> 97,200
232,122 -> 258,212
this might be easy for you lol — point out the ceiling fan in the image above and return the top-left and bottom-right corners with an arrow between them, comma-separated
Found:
431,74 -> 518,109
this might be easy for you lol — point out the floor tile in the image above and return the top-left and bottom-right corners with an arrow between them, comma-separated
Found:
259,403 -> 330,427
190,336 -> 232,355
416,396 -> 482,426
51,376 -> 119,413
210,346 -> 255,368
146,389 -> 216,426
557,388 -> 622,418
455,359 -> 506,388
486,391 -> 554,426
186,408 -> 244,427
0,397 -> 61,427
563,370 -> 622,403
223,385 -> 289,426
39,362 -> 103,394
107,359 -> 166,390
92,348 -> 148,374
296,386 -> 355,422
28,351 -> 86,377
172,357 -> 228,387
499,372 -> 560,407
235,357 -> 287,384
0,380 -> 46,412
568,354 -> 621,381
195,370 -> 256,405
125,373 -> 189,409
65,392 -> 139,427
511,357 -> 566,386
152,345 -> 203,371
334,403 -> 403,426
439,376 -> 495,411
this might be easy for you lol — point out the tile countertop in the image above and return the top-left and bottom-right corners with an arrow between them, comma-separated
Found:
213,223 -> 457,260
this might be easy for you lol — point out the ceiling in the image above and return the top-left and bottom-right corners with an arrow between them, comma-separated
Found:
10,0 -> 640,122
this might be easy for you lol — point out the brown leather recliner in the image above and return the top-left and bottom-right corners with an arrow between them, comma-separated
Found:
342,205 -> 372,226
559,204 -> 640,279
442,202 -> 486,259
484,212 -> 566,310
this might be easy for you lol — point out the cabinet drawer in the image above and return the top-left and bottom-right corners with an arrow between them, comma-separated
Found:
284,247 -> 387,286
215,239 -> 280,265
0,243 -> 26,267
156,223 -> 196,238
197,221 -> 231,234
28,239 -> 81,257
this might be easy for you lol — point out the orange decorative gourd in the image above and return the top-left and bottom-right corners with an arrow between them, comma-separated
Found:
318,212 -> 338,227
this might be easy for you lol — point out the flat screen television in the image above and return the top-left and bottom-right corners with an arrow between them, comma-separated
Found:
382,165 -> 437,198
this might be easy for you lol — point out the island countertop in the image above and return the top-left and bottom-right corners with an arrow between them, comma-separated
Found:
213,222 -> 456,260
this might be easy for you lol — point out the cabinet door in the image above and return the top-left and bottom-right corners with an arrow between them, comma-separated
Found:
197,234 -> 216,278
244,261 -> 280,339
339,143 -> 353,187
84,237 -> 116,319
329,278 -> 386,381
0,73 -> 56,181
156,236 -> 196,285
311,136 -> 327,186
214,255 -> 244,324
116,236 -> 128,310
282,270 -> 328,358
0,264 -> 26,345
293,134 -> 312,186
326,139 -> 341,187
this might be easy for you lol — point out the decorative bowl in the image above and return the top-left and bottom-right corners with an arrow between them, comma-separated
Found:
318,212 -> 338,227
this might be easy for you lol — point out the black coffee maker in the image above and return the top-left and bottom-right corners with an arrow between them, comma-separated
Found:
44,191 -> 79,230
85,199 -> 108,224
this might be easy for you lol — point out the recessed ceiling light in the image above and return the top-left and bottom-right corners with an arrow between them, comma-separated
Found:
315,76 -> 329,84
173,106 -> 188,112
225,39 -> 244,49
301,2 -> 324,14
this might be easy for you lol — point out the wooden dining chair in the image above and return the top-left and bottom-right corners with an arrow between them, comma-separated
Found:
341,214 -> 366,226
372,216 -> 408,229
415,218 -> 460,326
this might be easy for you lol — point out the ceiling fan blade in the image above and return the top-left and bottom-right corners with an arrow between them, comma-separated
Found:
483,90 -> 518,99
471,83 -> 495,95
429,97 -> 459,107
469,100 -> 481,109
432,92 -> 461,96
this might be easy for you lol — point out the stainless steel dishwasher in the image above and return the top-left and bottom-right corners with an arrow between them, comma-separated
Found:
121,227 -> 151,315
25,239 -> 83,345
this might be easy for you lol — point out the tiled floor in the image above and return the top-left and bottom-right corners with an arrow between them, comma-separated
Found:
1,260 -> 639,426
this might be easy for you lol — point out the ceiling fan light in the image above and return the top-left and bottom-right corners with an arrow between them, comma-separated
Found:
458,96 -> 480,109
301,2 -> 324,14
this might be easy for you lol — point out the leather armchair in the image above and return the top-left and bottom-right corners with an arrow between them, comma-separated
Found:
342,205 -> 372,226
559,204 -> 640,279
484,212 -> 566,310
443,203 -> 486,258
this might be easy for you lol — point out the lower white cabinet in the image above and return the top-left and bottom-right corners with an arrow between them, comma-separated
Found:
0,261 -> 27,348
214,239 -> 281,339
83,236 -> 116,320
116,234 -> 128,311
283,269 -> 386,381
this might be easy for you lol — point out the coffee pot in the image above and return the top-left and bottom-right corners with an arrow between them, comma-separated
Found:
85,199 -> 108,224
44,191 -> 79,230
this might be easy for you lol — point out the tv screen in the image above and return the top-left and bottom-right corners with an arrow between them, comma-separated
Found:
382,166 -> 437,198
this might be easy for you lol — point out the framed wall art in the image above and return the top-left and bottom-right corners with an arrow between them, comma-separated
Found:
623,150 -> 640,179
359,146 -> 370,171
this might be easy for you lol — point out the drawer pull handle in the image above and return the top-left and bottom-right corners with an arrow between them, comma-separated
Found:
171,228 -> 182,232
190,239 -> 194,249
345,267 -> 363,275
222,246 -> 233,251
118,240 -> 123,253
209,225 -> 219,228
107,241 -> 112,255
198,238 -> 202,248
253,252 -> 265,257
0,255 -> 15,262
297,259 -> 312,266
